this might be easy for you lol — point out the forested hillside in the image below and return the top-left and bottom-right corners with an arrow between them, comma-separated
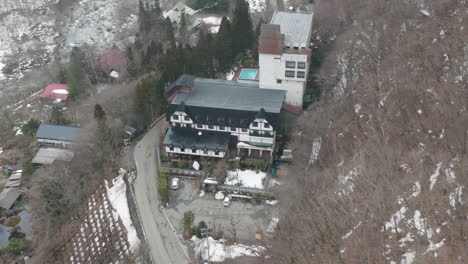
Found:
272,0 -> 468,263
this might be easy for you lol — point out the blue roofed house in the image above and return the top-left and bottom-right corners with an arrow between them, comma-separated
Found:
35,124 -> 81,148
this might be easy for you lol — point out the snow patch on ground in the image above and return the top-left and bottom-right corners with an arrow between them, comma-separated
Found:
225,170 -> 266,189
306,137 -> 321,169
338,167 -> 359,197
354,104 -> 361,113
266,217 -> 279,233
429,162 -> 442,191
401,251 -> 415,264
445,161 -> 462,208
342,221 -> 362,239
105,174 -> 140,253
193,236 -> 265,262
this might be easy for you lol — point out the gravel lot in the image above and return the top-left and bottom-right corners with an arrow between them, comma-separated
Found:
166,177 -> 279,242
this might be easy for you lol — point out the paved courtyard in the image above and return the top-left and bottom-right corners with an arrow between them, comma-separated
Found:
165,177 -> 278,242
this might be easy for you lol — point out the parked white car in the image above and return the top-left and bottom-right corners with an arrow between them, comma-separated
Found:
223,195 -> 232,207
171,178 -> 180,190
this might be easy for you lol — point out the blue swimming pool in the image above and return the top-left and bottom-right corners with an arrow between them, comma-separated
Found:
239,69 -> 258,80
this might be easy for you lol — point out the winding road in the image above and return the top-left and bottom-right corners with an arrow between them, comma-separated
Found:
133,121 -> 190,264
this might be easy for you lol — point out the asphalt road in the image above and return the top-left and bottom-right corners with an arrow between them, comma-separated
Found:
133,121 -> 190,264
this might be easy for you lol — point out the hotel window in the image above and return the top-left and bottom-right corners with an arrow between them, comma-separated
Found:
276,79 -> 282,84
219,126 -> 225,131
169,146 -> 174,151
172,114 -> 179,120
298,62 -> 306,69
208,125 -> 214,129
180,147 -> 185,152
297,71 -> 305,78
252,122 -> 258,127
264,123 -> 270,128
285,70 -> 295,77
192,148 -> 197,153
285,61 -> 296,68
184,116 -> 190,121
197,124 -> 203,128
241,128 -> 248,132
215,150 -> 220,156
230,127 -> 236,132
203,149 -> 208,154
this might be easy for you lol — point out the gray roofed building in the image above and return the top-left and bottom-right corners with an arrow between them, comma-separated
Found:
171,78 -> 285,113
32,148 -> 75,165
270,11 -> 313,49
0,188 -> 20,210
163,127 -> 230,151
36,124 -> 81,142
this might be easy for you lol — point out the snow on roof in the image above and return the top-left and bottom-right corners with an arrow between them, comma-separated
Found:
41,83 -> 70,101
95,49 -> 128,74
270,11 -> 313,49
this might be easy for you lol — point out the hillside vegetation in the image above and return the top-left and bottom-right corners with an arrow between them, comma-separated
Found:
272,0 -> 468,263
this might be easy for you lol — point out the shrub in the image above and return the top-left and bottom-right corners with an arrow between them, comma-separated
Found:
22,161 -> 34,177
191,226 -> 202,238
198,220 -> 207,230
21,119 -> 41,137
157,170 -> 169,203
7,238 -> 27,254
183,211 -> 195,234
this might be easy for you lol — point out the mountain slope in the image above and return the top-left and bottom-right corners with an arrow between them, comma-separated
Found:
272,0 -> 468,263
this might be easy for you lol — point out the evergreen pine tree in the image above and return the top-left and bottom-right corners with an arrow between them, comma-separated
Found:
252,18 -> 264,62
179,12 -> 188,45
231,0 -> 254,57
138,0 -> 148,33
49,106 -> 70,125
215,16 -> 233,72
164,17 -> 175,43
94,104 -> 106,122
67,47 -> 86,98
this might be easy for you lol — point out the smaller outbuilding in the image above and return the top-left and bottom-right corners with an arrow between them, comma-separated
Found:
35,124 -> 81,147
41,83 -> 70,102
32,147 -> 75,165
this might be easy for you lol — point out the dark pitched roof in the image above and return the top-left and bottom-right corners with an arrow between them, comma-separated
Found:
167,100 -> 282,129
35,124 -> 81,142
171,78 -> 285,113
166,74 -> 195,95
175,101 -> 186,112
163,127 -> 230,151
166,77 -> 285,129
254,108 -> 267,120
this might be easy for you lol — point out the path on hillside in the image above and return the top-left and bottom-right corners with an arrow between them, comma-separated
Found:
133,121 -> 190,264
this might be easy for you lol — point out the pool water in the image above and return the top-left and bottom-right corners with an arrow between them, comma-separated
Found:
239,69 -> 258,80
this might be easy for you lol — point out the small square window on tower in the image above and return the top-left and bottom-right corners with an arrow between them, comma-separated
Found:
297,71 -> 305,78
285,61 -> 296,68
276,79 -> 282,84
298,62 -> 306,69
285,70 -> 295,77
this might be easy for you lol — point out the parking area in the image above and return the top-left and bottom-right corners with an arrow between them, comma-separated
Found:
165,177 -> 278,242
